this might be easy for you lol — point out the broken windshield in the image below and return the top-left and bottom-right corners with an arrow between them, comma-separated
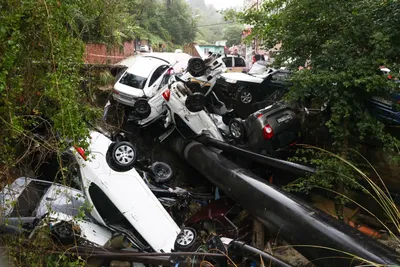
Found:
119,72 -> 148,89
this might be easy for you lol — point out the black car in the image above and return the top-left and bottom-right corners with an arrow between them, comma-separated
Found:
214,69 -> 291,118
227,103 -> 301,156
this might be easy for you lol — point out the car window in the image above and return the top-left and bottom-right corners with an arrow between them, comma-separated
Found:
271,71 -> 290,82
222,57 -> 233,67
148,65 -> 169,87
119,72 -> 147,89
9,181 -> 50,217
234,57 -> 246,67
88,182 -> 149,246
88,183 -> 126,226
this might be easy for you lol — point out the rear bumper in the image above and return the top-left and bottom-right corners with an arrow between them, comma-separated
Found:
112,93 -> 136,107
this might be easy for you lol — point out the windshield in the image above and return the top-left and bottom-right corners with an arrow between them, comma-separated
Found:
119,72 -> 148,89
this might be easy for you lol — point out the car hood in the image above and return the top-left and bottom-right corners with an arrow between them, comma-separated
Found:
35,183 -> 84,218
220,72 -> 264,84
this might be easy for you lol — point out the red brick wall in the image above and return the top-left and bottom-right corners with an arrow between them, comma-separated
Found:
84,41 -> 135,64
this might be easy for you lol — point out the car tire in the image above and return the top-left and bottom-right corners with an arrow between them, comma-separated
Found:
187,58 -> 206,77
174,227 -> 197,252
222,112 -> 236,125
229,119 -> 246,141
51,221 -> 77,245
133,98 -> 151,119
109,141 -> 137,171
239,89 -> 253,104
111,132 -> 128,142
151,161 -> 173,183
185,92 -> 206,112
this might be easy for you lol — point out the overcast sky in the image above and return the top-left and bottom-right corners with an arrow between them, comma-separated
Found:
204,0 -> 243,10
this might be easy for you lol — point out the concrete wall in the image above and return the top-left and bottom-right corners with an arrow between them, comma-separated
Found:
198,45 -> 225,57
84,41 -> 135,65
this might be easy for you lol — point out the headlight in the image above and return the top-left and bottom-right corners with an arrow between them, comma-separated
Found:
225,78 -> 237,84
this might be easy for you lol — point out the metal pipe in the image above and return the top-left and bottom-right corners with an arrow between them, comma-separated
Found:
197,136 -> 316,176
172,139 -> 400,267
224,239 -> 293,267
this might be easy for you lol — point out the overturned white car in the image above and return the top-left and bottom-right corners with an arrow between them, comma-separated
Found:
71,131 -> 196,252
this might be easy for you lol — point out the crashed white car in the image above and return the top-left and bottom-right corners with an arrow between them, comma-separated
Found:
72,131 -> 196,252
112,53 -> 192,108
0,177 -> 113,247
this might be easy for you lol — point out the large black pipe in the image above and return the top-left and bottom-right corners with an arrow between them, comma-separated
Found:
172,139 -> 400,267
197,136 -> 316,176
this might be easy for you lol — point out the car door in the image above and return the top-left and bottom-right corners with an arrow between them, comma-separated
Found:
232,57 -> 247,73
260,71 -> 289,101
145,65 -> 170,97
222,57 -> 233,72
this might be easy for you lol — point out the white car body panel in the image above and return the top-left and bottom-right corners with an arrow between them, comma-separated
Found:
165,81 -> 225,141
0,177 -> 113,247
136,92 -> 167,126
73,131 -> 181,252
221,72 -> 264,84
47,212 -> 113,247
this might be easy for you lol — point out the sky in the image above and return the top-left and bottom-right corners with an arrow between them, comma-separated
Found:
204,0 -> 244,10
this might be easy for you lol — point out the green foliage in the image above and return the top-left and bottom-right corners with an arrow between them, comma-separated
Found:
285,148 -> 365,195
226,0 -> 400,194
0,0 -> 101,171
223,24 -> 244,47
188,0 -> 228,44
136,0 -> 197,46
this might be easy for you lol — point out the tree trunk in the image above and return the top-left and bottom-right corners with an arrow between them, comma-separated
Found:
335,118 -> 349,221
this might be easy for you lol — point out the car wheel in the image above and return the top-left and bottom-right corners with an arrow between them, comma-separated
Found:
110,141 -> 137,171
151,161 -> 173,183
111,132 -> 128,142
239,90 -> 253,104
229,119 -> 246,141
187,58 -> 206,77
133,98 -> 151,119
222,112 -> 236,125
174,227 -> 197,252
51,221 -> 77,245
185,92 -> 206,112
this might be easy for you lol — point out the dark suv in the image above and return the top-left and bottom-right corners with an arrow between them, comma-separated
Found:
214,69 -> 291,118
228,103 -> 301,156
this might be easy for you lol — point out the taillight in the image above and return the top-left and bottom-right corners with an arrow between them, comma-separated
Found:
257,113 -> 263,118
162,89 -> 170,101
167,68 -> 174,75
263,124 -> 274,140
112,89 -> 120,95
74,146 -> 87,161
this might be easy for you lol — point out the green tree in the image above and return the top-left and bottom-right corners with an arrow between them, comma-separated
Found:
225,0 -> 400,215
133,0 -> 197,46
188,0 -> 226,44
223,24 -> 244,46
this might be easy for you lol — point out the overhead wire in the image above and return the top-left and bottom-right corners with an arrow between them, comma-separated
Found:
197,22 -> 235,27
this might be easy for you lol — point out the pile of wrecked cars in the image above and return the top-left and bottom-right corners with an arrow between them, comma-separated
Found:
1,51 -> 400,267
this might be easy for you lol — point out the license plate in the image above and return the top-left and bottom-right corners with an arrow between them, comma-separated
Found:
277,114 -> 292,123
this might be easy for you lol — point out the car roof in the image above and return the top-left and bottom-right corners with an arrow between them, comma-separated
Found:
125,56 -> 167,77
225,54 -> 245,58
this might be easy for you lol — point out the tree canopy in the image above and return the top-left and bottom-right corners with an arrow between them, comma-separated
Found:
227,0 -> 400,152
225,0 -> 400,204
188,0 -> 232,44
223,24 -> 244,47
